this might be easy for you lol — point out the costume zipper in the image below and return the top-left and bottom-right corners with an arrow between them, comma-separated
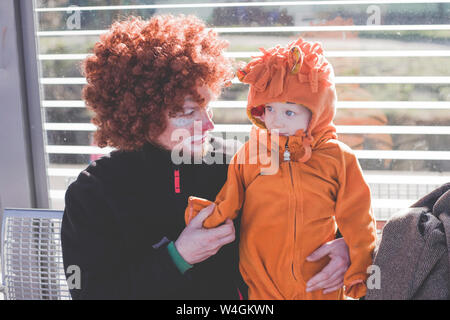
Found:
285,139 -> 297,281
283,145 -> 291,162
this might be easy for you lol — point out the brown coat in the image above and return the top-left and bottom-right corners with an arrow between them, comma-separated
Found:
366,183 -> 450,300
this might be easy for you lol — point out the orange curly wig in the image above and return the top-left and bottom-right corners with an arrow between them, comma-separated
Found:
82,15 -> 234,151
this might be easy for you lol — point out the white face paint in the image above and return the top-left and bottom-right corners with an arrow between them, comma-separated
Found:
170,97 -> 213,127
171,117 -> 194,127
154,85 -> 215,154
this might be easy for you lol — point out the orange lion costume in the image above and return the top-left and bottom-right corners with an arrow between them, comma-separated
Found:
185,38 -> 377,300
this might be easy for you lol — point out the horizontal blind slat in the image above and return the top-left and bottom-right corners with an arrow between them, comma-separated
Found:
34,0 -> 450,12
44,145 -> 450,160
36,24 -> 450,37
44,189 -> 440,209
38,50 -> 450,60
42,123 -> 450,135
42,100 -> 450,110
211,101 -> 450,109
47,167 -> 450,185
40,76 -> 450,85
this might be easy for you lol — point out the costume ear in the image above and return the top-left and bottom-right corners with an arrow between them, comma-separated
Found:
253,113 -> 265,122
250,106 -> 265,122
250,104 -> 265,116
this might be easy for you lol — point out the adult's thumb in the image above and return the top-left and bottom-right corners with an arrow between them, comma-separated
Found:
306,241 -> 332,261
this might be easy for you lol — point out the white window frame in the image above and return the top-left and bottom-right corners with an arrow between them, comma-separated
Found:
0,0 -> 49,213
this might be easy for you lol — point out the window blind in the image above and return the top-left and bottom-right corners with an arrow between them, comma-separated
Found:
34,0 -> 450,219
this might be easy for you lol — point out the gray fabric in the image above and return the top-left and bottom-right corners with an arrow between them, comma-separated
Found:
366,183 -> 450,300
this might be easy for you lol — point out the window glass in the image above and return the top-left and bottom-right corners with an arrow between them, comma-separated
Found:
34,0 -> 450,220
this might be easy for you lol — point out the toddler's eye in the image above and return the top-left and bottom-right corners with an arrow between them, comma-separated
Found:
286,110 -> 295,116
265,106 -> 273,112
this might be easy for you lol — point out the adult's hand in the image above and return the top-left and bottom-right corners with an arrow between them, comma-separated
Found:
175,204 -> 235,265
305,237 -> 350,294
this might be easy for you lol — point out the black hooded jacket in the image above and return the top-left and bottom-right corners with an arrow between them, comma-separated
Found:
61,137 -> 243,299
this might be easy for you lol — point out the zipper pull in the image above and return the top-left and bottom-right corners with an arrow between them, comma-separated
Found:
283,140 -> 290,161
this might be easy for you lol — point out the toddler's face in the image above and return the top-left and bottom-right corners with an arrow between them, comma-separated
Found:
260,102 -> 312,136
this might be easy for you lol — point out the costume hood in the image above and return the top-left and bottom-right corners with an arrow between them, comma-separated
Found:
237,37 -> 338,162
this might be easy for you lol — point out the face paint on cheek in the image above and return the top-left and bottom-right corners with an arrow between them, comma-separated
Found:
170,117 -> 195,127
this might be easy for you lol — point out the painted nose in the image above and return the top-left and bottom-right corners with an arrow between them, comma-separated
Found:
201,108 -> 214,133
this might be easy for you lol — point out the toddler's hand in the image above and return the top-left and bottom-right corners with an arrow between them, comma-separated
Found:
175,204 -> 236,265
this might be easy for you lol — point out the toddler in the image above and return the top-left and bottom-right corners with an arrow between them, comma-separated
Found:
185,38 -> 377,300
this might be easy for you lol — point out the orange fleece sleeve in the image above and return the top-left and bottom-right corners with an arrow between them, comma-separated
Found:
334,148 -> 377,299
185,154 -> 246,229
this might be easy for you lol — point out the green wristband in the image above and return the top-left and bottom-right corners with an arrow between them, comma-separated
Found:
167,241 -> 193,274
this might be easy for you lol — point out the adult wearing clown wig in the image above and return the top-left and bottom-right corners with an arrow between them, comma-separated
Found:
61,14 -> 352,299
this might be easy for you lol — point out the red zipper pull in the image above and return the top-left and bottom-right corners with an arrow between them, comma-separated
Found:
174,169 -> 181,194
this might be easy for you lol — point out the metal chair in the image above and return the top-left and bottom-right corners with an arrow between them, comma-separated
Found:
1,208 -> 71,300
0,208 -> 388,300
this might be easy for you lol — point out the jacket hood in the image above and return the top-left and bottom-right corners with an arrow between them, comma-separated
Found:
237,37 -> 338,162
